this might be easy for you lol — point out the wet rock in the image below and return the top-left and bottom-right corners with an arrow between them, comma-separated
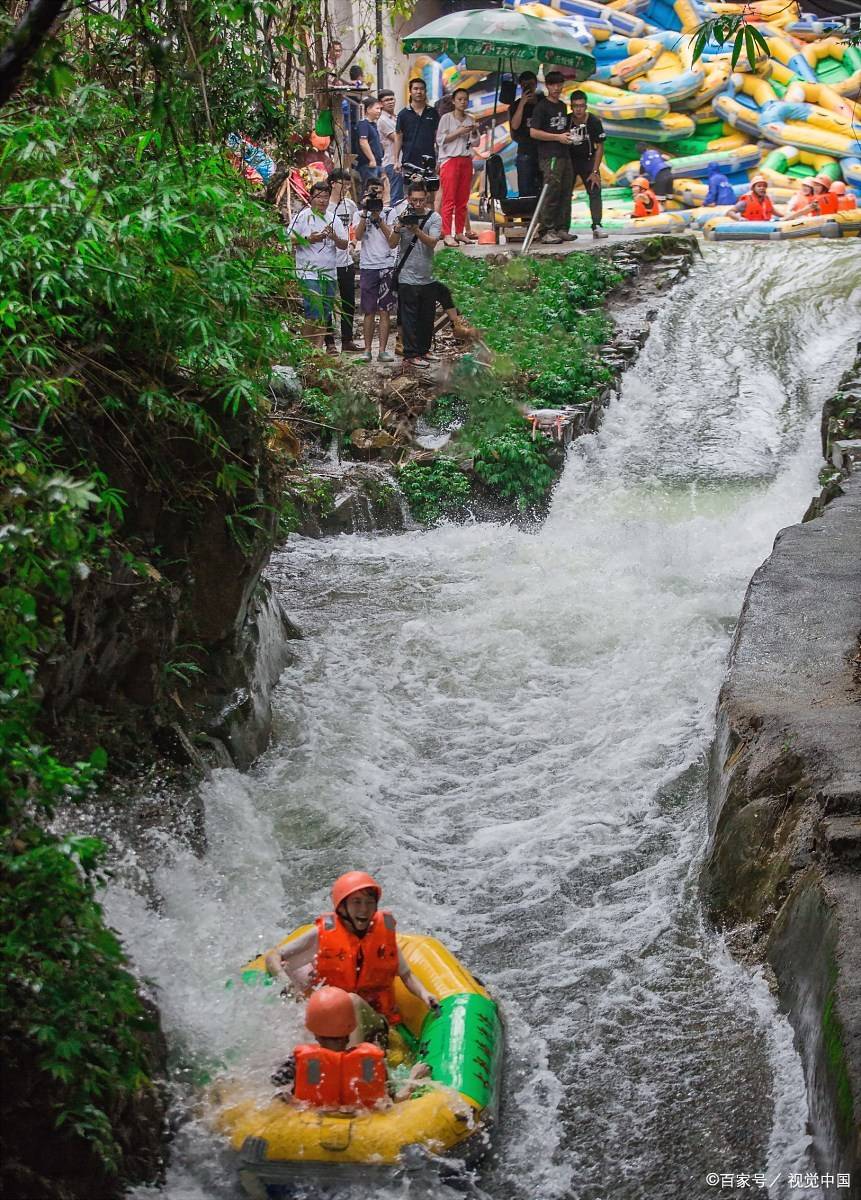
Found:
269,364 -> 302,406
703,469 -> 861,1183
350,428 -> 397,453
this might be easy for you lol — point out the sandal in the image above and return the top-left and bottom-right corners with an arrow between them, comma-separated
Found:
443,235 -> 459,248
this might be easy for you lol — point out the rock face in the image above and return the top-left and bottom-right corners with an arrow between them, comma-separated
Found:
703,470 -> 861,1187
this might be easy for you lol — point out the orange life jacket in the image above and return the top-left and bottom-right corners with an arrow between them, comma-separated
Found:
812,191 -> 839,216
739,191 -> 774,221
633,190 -> 661,219
293,1043 -> 387,1109
314,910 -> 401,1022
837,193 -> 857,211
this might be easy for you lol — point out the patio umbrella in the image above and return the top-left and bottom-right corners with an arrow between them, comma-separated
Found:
401,7 -> 595,78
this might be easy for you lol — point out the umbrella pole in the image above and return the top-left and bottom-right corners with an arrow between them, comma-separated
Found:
490,56 -> 501,244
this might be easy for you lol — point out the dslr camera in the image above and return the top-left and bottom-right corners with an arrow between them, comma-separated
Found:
402,153 -> 440,194
361,191 -> 384,223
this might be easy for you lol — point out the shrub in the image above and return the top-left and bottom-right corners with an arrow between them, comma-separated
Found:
473,421 -> 555,510
398,458 -> 473,525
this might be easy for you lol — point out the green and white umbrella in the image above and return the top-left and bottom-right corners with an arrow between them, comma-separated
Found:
401,7 -> 595,78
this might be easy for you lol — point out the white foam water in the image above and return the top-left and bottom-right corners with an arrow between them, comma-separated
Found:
115,242 -> 861,1199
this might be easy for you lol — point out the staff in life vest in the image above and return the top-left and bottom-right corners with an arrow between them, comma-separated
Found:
727,175 -> 783,222
830,180 -> 857,211
631,175 -> 661,219
264,872 -> 440,1026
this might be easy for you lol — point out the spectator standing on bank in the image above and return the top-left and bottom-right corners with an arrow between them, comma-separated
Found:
287,181 -> 348,349
569,90 -> 607,240
529,71 -> 576,244
355,178 -> 398,362
357,96 -> 384,190
394,79 -> 440,178
436,88 -> 478,247
342,65 -> 366,166
637,143 -> 673,199
378,90 -> 403,205
326,170 -> 361,353
509,71 -> 543,197
388,180 -> 442,369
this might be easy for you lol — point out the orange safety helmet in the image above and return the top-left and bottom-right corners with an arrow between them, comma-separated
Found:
750,174 -> 768,187
632,175 -> 650,189
331,871 -> 382,911
829,179 -> 846,194
305,987 -> 357,1037
812,173 -> 832,190
799,179 -> 814,190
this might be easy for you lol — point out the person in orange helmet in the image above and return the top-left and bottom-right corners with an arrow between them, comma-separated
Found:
728,174 -> 783,221
830,180 -> 857,211
265,872 -> 439,1028
787,178 -> 815,216
275,986 -> 430,1107
791,173 -> 839,218
631,175 -> 661,219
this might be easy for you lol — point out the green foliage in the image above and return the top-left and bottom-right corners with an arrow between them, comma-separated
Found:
473,421 -> 556,510
427,392 -> 468,430
398,458 -> 473,525
434,250 -> 618,409
0,5 -> 313,1181
0,440 -> 154,1169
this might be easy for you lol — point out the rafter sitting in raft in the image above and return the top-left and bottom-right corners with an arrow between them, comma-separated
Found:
631,175 -> 662,218
264,872 -> 440,1030
727,175 -> 784,222
791,172 -> 841,218
830,180 -> 857,210
273,986 -> 430,1109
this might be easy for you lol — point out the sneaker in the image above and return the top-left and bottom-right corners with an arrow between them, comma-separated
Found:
555,229 -> 578,242
424,352 -> 441,362
341,340 -> 362,352
539,231 -> 563,244
360,351 -> 373,362
324,337 -> 337,353
405,357 -> 431,369
377,350 -> 395,362
592,227 -> 608,240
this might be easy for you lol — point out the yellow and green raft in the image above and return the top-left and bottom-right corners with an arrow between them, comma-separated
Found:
211,929 -> 504,1196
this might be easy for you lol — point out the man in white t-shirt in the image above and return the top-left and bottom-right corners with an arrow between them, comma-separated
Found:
354,176 -> 398,362
287,181 -> 348,349
377,90 -> 402,206
326,170 -> 361,353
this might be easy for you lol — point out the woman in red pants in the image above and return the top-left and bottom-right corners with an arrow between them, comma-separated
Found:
436,88 -> 479,246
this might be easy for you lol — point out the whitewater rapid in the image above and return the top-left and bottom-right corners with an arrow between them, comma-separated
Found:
118,242 -> 861,1200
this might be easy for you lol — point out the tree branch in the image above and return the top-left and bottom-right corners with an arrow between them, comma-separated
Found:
0,0 -> 66,108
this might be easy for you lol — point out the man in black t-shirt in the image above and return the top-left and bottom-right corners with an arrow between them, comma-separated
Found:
568,90 -> 608,240
509,71 -> 543,197
529,71 -> 576,243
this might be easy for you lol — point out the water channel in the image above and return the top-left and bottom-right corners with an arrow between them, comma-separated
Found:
119,241 -> 861,1200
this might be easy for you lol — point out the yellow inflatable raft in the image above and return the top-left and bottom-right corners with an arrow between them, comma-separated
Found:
210,930 -> 504,1195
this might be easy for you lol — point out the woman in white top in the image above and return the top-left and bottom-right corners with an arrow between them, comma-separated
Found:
436,88 -> 479,246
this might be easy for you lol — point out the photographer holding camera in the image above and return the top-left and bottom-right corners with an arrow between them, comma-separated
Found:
286,180 -> 349,349
354,178 -> 398,363
387,179 -> 442,369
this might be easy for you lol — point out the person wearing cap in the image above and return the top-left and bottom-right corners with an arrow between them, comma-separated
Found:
830,179 -> 857,211
265,872 -> 440,1025
274,986 -> 431,1107
704,162 -> 736,207
727,175 -> 783,221
631,175 -> 661,218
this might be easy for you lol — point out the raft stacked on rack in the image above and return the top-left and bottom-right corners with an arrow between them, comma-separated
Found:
211,931 -> 504,1194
